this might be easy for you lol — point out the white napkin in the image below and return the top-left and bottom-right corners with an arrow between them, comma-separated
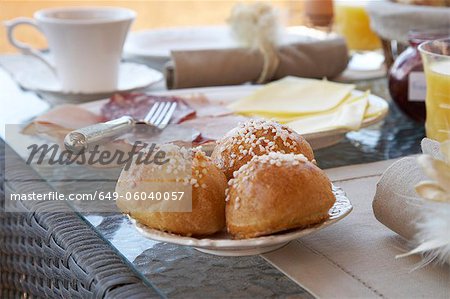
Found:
0,65 -> 49,138
372,138 -> 442,240
0,54 -> 55,91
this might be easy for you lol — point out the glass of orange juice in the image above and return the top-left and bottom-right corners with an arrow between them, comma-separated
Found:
333,0 -> 381,51
419,38 -> 450,142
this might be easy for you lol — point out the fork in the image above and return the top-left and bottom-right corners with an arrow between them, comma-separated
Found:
64,101 -> 177,153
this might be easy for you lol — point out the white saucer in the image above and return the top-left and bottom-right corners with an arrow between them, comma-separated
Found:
336,52 -> 387,82
16,62 -> 163,104
132,185 -> 352,256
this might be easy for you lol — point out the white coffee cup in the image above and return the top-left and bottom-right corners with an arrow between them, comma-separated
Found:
5,7 -> 135,93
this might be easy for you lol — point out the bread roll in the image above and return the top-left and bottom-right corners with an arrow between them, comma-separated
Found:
226,152 -> 335,239
116,145 -> 227,236
211,119 -> 314,179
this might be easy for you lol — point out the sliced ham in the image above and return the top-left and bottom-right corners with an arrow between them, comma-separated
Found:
180,114 -> 250,143
22,104 -> 105,143
24,93 -> 246,150
33,104 -> 104,129
182,93 -> 233,118
101,93 -> 195,123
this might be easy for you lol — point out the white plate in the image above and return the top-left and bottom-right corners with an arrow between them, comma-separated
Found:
132,185 -> 352,256
148,85 -> 389,150
124,25 -> 334,70
17,62 -> 163,104
335,52 -> 387,82
81,84 -> 389,149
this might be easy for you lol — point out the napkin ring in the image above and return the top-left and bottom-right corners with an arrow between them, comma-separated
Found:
257,43 -> 280,84
227,2 -> 281,84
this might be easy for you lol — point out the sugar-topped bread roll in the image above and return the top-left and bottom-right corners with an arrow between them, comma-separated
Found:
226,152 -> 335,239
211,119 -> 314,179
116,146 -> 227,236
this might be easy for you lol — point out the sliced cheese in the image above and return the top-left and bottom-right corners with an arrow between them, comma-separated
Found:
242,91 -> 369,124
228,76 -> 355,115
365,96 -> 388,119
286,94 -> 369,135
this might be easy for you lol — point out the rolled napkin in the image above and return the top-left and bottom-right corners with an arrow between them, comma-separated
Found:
165,37 -> 349,89
373,156 -> 426,240
372,139 -> 448,243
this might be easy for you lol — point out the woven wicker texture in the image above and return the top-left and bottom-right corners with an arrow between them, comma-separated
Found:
0,139 -> 162,299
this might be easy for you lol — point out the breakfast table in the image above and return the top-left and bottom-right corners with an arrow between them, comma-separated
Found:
2,50 -> 446,299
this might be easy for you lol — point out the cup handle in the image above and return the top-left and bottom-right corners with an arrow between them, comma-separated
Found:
4,17 -> 56,74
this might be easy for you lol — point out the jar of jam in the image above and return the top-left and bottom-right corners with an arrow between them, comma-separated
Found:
388,29 -> 449,122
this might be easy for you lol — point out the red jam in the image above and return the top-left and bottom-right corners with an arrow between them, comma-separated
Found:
388,29 -> 450,122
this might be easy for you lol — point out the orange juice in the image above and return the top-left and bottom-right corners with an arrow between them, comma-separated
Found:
423,61 -> 450,141
334,1 -> 381,51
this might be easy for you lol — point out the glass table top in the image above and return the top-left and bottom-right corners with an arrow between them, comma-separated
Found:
2,65 -> 425,297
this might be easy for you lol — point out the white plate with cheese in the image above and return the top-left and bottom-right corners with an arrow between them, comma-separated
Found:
80,78 -> 389,150
149,82 -> 389,150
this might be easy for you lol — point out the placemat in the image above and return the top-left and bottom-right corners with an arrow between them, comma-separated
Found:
263,159 -> 450,298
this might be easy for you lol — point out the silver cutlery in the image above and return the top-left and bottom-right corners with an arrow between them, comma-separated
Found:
64,101 -> 177,153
